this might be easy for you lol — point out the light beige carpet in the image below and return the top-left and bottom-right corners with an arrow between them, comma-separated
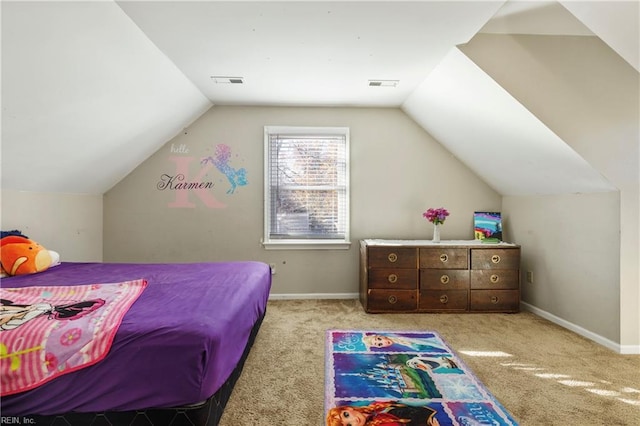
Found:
219,299 -> 640,425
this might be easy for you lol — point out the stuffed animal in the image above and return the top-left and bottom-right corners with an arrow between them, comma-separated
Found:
0,233 -> 60,276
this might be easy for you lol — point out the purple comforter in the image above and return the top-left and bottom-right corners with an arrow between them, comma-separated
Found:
1,261 -> 271,416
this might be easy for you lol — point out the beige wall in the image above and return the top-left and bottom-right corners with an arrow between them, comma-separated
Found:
0,189 -> 103,262
504,193 -> 620,343
462,34 -> 639,351
104,106 -> 501,295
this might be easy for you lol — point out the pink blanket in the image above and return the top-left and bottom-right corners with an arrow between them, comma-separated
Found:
0,279 -> 147,396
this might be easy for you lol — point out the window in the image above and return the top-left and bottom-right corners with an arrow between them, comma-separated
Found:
263,126 -> 350,249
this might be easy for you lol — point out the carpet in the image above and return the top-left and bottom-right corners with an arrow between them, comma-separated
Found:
325,330 -> 518,425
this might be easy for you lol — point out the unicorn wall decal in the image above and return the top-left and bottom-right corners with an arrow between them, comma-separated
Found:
201,143 -> 247,194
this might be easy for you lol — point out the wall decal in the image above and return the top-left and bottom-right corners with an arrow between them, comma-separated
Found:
201,144 -> 247,194
159,156 -> 225,209
170,143 -> 189,154
157,173 -> 213,190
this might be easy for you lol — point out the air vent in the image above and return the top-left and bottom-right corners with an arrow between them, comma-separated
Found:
211,76 -> 244,84
368,80 -> 399,87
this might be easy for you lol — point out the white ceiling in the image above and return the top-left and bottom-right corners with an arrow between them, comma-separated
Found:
1,1 -> 638,195
116,0 -> 504,107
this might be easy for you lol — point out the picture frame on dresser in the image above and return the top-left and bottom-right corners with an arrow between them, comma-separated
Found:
473,211 -> 503,241
359,239 -> 521,314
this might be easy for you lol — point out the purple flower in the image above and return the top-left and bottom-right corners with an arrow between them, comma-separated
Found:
423,207 -> 449,225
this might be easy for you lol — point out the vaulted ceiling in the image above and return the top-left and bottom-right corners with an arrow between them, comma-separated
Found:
2,1 -> 637,195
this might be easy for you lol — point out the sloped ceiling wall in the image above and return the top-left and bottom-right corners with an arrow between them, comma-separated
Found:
402,0 -> 637,196
401,47 -> 616,196
1,0 -> 211,194
1,1 -> 637,196
561,0 -> 639,72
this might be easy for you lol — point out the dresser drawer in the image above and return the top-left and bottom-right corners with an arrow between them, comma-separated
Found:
420,269 -> 469,290
367,289 -> 417,312
360,240 -> 520,314
368,247 -> 417,268
470,290 -> 520,312
470,270 -> 519,290
419,290 -> 468,311
471,249 -> 520,270
369,269 -> 418,290
419,248 -> 468,269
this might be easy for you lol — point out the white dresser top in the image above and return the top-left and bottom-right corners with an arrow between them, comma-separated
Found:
362,239 -> 517,247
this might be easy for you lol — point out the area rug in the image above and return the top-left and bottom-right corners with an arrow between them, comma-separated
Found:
325,330 -> 518,425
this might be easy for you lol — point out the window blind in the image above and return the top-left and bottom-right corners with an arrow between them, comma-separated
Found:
267,131 -> 348,241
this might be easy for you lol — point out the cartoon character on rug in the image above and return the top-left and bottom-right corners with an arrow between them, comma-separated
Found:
326,401 -> 441,426
0,298 -> 105,331
362,333 -> 447,353
0,230 -> 60,277
405,355 -> 459,372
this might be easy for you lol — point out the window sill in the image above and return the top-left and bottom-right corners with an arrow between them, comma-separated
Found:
262,240 -> 352,250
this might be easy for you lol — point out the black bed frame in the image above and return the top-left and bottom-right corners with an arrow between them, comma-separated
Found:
27,311 -> 266,426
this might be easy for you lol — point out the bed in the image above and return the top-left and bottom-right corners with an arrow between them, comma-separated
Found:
0,260 -> 272,425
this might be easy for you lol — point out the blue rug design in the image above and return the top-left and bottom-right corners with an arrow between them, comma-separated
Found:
325,330 -> 518,425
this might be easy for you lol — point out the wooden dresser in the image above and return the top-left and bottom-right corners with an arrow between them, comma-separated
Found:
359,239 -> 521,313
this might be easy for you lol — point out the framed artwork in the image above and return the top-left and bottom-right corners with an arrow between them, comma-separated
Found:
474,212 -> 502,240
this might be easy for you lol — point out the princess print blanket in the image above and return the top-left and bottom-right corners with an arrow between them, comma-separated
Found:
0,280 -> 147,396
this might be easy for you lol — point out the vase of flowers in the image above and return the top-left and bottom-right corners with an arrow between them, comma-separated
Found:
432,223 -> 441,243
423,207 -> 449,243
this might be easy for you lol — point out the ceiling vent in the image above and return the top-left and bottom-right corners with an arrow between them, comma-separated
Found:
211,76 -> 244,84
368,80 -> 399,87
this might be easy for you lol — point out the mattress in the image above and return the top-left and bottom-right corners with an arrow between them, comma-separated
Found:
1,261 -> 272,416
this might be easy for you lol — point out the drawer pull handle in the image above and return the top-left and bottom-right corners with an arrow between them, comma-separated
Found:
388,253 -> 398,263
439,295 -> 449,304
490,296 -> 499,304
490,274 -> 499,283
491,255 -> 501,264
439,254 -> 448,263
440,274 -> 450,284
388,295 -> 398,304
388,274 -> 398,284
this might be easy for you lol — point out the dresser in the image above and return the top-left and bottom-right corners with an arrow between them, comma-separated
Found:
359,239 -> 521,313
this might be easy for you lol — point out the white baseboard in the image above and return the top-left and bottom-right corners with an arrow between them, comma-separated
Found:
269,293 -> 359,301
619,344 -> 640,355
520,301 -> 640,355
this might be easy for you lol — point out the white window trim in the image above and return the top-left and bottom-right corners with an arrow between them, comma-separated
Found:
263,126 -> 351,250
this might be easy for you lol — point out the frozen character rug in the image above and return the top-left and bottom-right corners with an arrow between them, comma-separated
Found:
325,330 -> 518,426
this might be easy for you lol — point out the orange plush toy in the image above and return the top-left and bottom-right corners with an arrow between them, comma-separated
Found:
0,234 -> 60,276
